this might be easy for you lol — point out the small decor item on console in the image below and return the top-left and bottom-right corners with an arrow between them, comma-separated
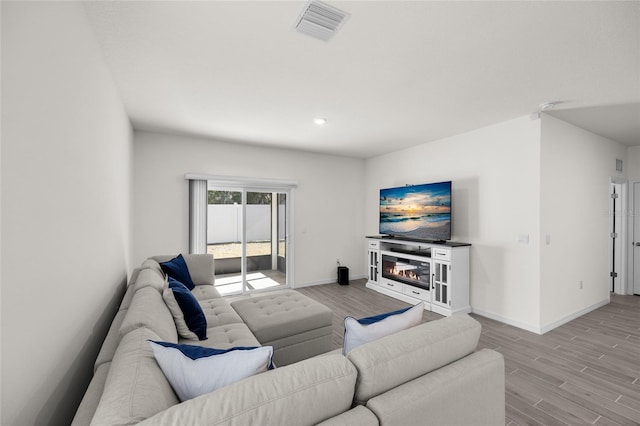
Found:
148,341 -> 274,401
342,302 -> 423,355
160,253 -> 196,290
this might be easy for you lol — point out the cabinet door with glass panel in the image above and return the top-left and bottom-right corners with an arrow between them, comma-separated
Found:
367,239 -> 380,285
432,260 -> 450,307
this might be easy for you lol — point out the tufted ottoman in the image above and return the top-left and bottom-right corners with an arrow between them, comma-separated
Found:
230,290 -> 333,366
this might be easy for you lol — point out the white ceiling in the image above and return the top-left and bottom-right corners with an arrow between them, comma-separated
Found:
83,1 -> 640,159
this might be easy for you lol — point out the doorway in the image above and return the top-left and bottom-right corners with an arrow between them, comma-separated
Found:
610,181 -> 624,293
630,180 -> 640,295
207,185 -> 291,296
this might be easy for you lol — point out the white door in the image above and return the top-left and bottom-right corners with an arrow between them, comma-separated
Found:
610,183 -> 622,293
634,182 -> 640,295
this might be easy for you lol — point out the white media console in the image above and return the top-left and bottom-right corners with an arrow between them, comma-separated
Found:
366,236 -> 471,317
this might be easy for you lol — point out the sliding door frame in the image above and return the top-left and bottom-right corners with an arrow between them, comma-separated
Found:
242,187 -> 292,292
186,173 -> 296,293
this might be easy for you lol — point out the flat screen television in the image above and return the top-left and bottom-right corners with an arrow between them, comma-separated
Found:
379,181 -> 452,242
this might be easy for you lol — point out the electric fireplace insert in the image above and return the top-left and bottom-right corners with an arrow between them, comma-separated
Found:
382,253 -> 431,290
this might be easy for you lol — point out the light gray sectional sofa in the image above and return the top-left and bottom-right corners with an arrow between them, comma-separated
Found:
73,254 -> 505,426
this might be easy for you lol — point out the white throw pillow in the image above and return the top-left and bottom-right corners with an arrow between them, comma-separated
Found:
343,302 -> 423,355
149,341 -> 274,401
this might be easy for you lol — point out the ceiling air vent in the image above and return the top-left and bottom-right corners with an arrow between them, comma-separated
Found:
294,1 -> 350,42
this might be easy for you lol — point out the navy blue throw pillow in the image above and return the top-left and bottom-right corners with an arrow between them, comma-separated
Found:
356,306 -> 411,325
160,254 -> 195,290
168,277 -> 207,340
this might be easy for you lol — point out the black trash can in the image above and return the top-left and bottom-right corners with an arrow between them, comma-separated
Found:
337,266 -> 349,285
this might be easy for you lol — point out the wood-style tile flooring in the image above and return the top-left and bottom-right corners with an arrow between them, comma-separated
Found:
297,279 -> 640,426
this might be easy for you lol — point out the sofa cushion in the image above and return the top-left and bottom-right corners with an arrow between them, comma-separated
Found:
199,297 -> 244,327
191,284 -> 223,301
343,303 -> 423,355
153,254 -> 215,286
71,362 -> 110,426
128,267 -> 141,288
348,314 -> 481,405
118,283 -> 137,311
137,354 -> 358,426
160,254 -> 196,290
166,277 -> 207,340
120,286 -> 178,343
193,323 -> 261,349
141,258 -> 164,277
181,254 -> 215,285
132,267 -> 166,294
149,341 -> 274,401
90,327 -> 179,426
94,310 -> 126,371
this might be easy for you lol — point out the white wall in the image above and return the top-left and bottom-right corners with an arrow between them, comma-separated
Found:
365,116 -> 542,331
1,3 -> 132,425
133,131 -> 365,286
539,114 -> 626,330
626,146 -> 640,179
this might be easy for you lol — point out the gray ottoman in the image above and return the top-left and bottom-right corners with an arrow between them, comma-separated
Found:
230,290 -> 333,366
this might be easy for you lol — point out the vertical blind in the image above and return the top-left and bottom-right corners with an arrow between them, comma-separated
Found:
189,179 -> 207,254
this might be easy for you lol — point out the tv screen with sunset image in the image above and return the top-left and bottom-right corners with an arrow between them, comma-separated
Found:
379,181 -> 452,241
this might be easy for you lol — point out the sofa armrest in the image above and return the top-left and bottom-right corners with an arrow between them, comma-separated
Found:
366,349 -> 505,426
315,406 -> 379,426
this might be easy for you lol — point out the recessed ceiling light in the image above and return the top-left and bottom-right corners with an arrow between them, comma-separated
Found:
314,117 -> 328,125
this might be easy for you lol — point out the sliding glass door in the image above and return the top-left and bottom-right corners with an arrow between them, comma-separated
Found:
207,185 -> 289,295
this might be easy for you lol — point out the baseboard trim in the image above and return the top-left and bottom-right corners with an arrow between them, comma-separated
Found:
294,274 -> 367,289
539,298 -> 610,334
471,308 -> 543,334
472,297 -> 611,335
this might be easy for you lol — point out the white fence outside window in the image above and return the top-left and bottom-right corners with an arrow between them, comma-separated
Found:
207,204 -> 271,244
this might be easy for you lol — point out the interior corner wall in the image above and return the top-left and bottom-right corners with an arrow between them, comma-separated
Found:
1,3 -> 133,425
539,114 -> 626,330
132,131 -> 365,286
365,116 -> 542,331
